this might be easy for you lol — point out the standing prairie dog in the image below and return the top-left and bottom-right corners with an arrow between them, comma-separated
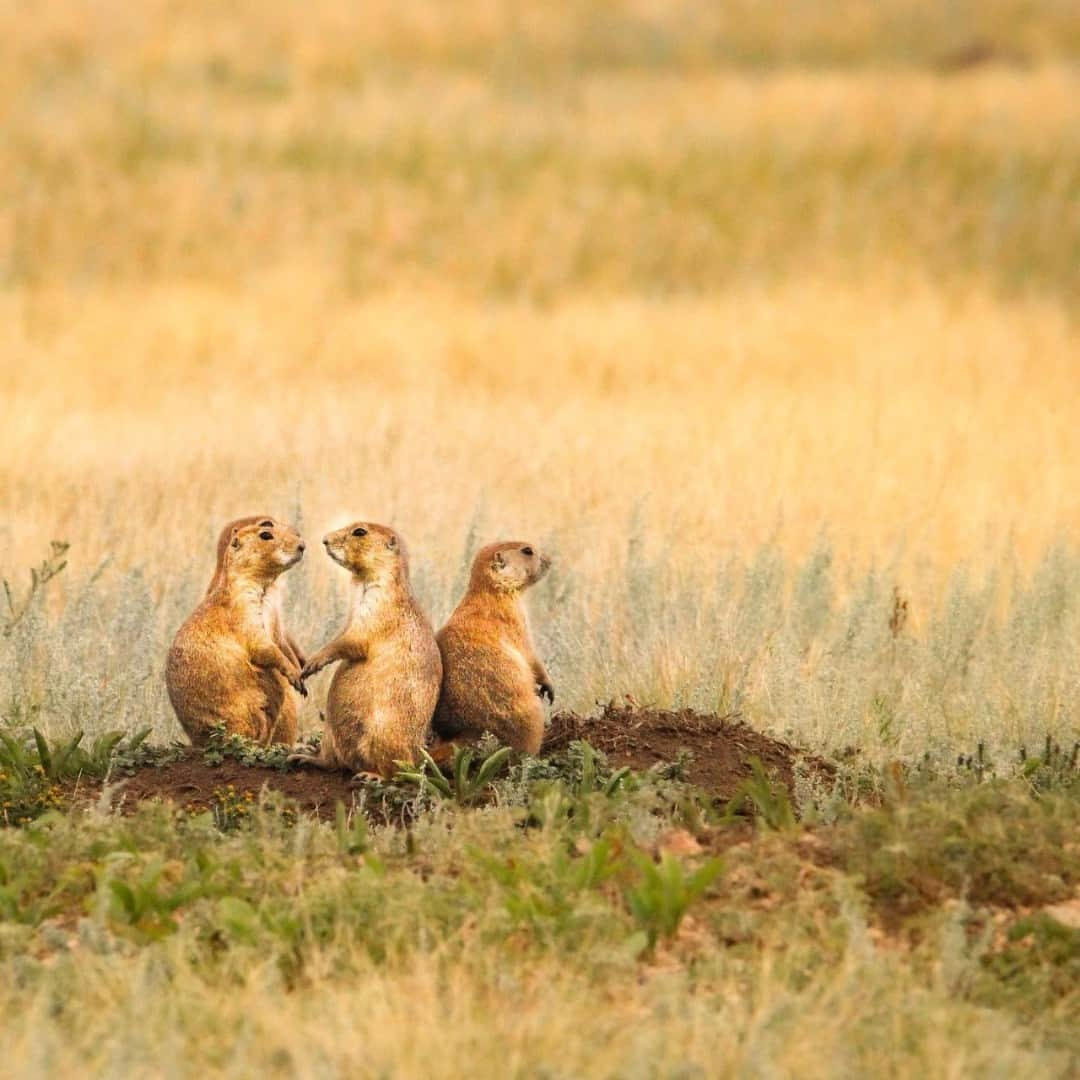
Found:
208,516 -> 308,745
292,522 -> 441,778
208,514 -> 306,665
434,541 -> 553,754
166,519 -> 307,746
209,516 -> 307,669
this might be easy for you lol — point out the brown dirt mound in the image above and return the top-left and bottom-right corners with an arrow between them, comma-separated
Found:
87,752 -> 362,821
543,704 -> 834,797
73,706 -> 831,820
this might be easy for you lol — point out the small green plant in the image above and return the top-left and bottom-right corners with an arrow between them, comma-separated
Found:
100,856 -> 216,941
109,730 -> 184,774
202,724 -> 293,770
2,726 -> 153,781
515,740 -> 632,797
2,540 -> 69,636
32,729 -> 91,781
396,744 -> 512,806
0,727 -> 155,825
210,784 -> 258,831
334,800 -> 369,855
1019,736 -> 1079,794
574,741 -> 633,796
623,850 -> 724,950
472,832 -> 626,939
649,749 -> 695,783
975,910 -> 1080,1026
0,730 -> 43,784
0,773 -> 65,826
0,731 -> 57,824
725,757 -> 797,830
525,781 -> 576,830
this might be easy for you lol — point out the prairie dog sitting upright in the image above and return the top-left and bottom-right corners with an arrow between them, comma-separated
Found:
433,541 -> 553,755
293,522 -> 441,778
166,518 -> 306,745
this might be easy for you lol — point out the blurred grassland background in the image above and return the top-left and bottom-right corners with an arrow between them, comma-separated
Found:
2,0 -> 1079,758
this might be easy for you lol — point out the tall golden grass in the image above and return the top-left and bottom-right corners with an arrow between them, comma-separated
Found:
4,280 -> 1079,580
1,0 -> 1078,748
2,8 -> 1079,1079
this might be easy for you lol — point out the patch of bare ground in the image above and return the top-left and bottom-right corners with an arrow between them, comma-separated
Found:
68,706 -> 833,819
543,703 -> 835,798
82,751 -> 362,821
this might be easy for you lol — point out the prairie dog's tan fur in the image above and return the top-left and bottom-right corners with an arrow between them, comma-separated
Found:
294,522 -> 441,778
434,541 -> 553,754
166,519 -> 306,746
209,516 -> 306,666
207,516 -> 307,744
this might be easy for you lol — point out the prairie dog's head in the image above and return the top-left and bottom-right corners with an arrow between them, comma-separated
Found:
214,516 -> 280,572
470,541 -> 551,594
322,522 -> 407,582
226,520 -> 306,584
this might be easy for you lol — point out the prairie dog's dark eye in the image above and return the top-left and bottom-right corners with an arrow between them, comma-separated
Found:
521,546 -> 534,556
259,531 -> 274,541
352,527 -> 368,537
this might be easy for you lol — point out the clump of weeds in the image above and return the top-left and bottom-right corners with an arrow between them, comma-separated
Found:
397,741 -> 513,807
202,724 -> 294,771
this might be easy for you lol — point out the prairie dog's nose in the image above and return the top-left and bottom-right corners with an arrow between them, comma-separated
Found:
297,542 -> 306,553
323,537 -> 331,547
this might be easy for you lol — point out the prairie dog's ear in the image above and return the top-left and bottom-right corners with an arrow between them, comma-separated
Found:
387,534 -> 398,550
492,550 -> 506,570
231,535 -> 241,550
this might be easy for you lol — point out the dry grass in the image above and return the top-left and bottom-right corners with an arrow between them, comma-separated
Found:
2,3 -> 1079,745
2,6 -> 1080,1076
0,782 -> 1076,1078
4,279 -> 1080,577
0,946 -> 1064,1078
5,66 -> 1078,297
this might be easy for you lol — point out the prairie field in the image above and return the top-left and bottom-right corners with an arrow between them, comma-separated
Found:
1,2 -> 1079,1077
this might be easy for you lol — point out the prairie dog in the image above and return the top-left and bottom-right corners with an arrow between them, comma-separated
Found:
208,515 -> 307,744
433,541 -> 552,754
209,516 -> 306,670
166,519 -> 306,745
294,522 -> 441,778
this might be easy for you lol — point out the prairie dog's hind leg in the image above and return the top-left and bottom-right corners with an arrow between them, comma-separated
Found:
287,751 -> 336,770
287,725 -> 340,770
268,683 -> 299,746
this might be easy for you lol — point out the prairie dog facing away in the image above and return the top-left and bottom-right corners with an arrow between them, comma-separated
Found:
433,541 -> 553,754
292,522 -> 441,778
166,519 -> 307,746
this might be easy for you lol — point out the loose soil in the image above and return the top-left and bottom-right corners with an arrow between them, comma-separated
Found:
91,754 -> 360,821
543,703 -> 834,796
74,706 -> 833,821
